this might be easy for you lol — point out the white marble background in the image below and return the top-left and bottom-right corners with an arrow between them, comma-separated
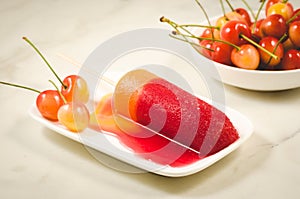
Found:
0,0 -> 300,198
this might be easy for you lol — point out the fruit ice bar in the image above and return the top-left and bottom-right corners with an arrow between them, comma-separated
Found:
112,69 -> 239,159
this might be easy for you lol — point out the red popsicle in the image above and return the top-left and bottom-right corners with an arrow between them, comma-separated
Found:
111,69 -> 239,166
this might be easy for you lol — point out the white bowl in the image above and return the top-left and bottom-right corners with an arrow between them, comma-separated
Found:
199,57 -> 300,91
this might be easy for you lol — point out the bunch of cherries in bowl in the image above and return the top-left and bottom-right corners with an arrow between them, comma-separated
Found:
161,0 -> 300,71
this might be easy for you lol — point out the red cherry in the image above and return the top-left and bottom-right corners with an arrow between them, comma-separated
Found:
250,19 -> 265,41
198,40 -> 213,59
220,20 -> 251,46
288,21 -> 300,48
231,44 -> 260,70
281,49 -> 300,70
211,42 -> 233,65
235,8 -> 252,26
36,90 -> 64,121
201,28 -> 214,38
61,75 -> 89,103
291,8 -> 300,22
283,38 -> 295,51
258,36 -> 284,69
260,14 -> 287,39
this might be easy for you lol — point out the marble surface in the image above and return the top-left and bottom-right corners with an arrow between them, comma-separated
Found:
1,0 -> 300,198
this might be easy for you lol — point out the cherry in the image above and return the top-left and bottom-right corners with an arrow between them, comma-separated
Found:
258,36 -> 284,69
200,28 -> 220,40
198,40 -> 213,59
281,49 -> 300,70
210,41 -> 233,65
220,20 -> 251,46
282,38 -> 295,51
260,14 -> 287,39
231,44 -> 260,70
0,81 -> 64,121
215,12 -> 247,29
23,37 -> 89,103
290,8 -> 300,22
216,16 -> 229,29
235,8 -> 252,26
49,79 -> 90,132
225,11 -> 248,24
36,90 -> 64,121
57,102 -> 90,132
250,18 -> 265,41
267,2 -> 294,21
288,20 -> 300,48
61,75 -> 89,103
265,0 -> 283,15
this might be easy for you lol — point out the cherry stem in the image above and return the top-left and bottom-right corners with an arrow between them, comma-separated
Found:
48,80 -> 67,104
160,16 -> 192,35
173,31 -> 241,50
169,34 -> 214,52
241,0 -> 255,19
179,24 -> 219,30
220,0 -> 228,20
287,10 -> 300,24
252,0 -> 266,34
0,81 -> 40,93
194,0 -> 215,40
240,34 -> 278,59
267,33 -> 287,64
22,37 -> 67,89
224,0 -> 235,12
161,16 -> 216,54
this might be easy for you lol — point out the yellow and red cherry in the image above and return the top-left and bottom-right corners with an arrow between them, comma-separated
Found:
235,8 -> 252,26
288,21 -> 300,48
225,11 -> 248,24
258,36 -> 284,69
231,44 -> 260,70
57,102 -> 90,132
36,90 -> 64,121
49,80 -> 90,132
200,28 -> 220,40
267,2 -> 294,21
281,49 -> 300,70
216,16 -> 229,29
61,75 -> 89,103
265,0 -> 283,15
215,12 -> 246,29
260,14 -> 287,39
220,20 -> 251,46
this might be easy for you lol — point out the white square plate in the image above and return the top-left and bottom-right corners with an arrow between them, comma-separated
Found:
28,97 -> 253,177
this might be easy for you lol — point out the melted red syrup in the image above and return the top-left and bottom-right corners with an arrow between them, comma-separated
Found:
111,125 -> 204,167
